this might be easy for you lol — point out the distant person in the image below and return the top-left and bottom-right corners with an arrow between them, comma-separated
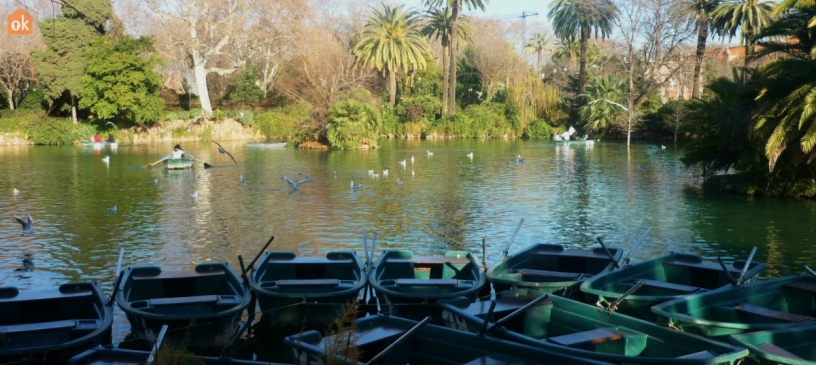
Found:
107,134 -> 115,143
93,134 -> 101,143
172,144 -> 185,158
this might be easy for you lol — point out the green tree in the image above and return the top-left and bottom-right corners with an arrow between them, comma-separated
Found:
229,64 -> 264,106
422,7 -> 473,115
326,99 -> 382,149
712,0 -> 774,72
353,5 -> 432,107
525,33 -> 550,75
31,0 -> 113,124
79,36 -> 164,125
548,0 -> 617,94
684,0 -> 722,98
425,0 -> 488,115
578,76 -> 627,133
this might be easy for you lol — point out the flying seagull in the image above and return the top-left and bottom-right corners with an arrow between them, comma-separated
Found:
212,141 -> 238,166
285,175 -> 314,192
15,214 -> 33,235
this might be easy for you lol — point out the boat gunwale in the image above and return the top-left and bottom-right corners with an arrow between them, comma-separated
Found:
248,251 -> 367,300
369,249 -> 485,300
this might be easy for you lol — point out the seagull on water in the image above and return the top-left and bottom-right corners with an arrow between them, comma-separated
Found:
466,152 -> 474,159
661,145 -> 666,150
399,160 -> 406,168
13,188 -> 19,195
107,205 -> 117,213
396,178 -> 403,185
102,156 -> 110,163
383,169 -> 389,177
14,214 -> 33,235
410,156 -> 414,164
212,141 -> 238,166
191,190 -> 198,199
350,179 -> 362,189
427,151 -> 433,156
516,155 -> 525,163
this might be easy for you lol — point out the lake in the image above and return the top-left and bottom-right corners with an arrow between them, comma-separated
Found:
1,138 -> 815,346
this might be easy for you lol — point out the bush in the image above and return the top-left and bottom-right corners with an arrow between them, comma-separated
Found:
525,119 -> 555,139
326,99 -> 381,149
380,105 -> 399,137
255,104 -> 310,139
26,118 -> 75,145
162,108 -> 203,122
239,110 -> 255,127
0,110 -> 44,133
431,113 -> 472,137
396,95 -> 442,123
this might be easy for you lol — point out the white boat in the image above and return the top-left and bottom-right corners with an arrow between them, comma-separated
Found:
247,141 -> 287,148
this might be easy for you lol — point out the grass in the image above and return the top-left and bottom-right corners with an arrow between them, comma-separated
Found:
321,300 -> 362,365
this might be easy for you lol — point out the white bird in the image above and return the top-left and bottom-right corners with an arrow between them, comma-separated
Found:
466,152 -> 474,159
368,169 -> 375,176
239,175 -> 245,182
396,178 -> 403,185
14,214 -> 33,235
350,179 -> 362,189
410,156 -> 414,164
333,171 -> 338,179
427,151 -> 433,156
13,188 -> 19,195
661,145 -> 666,150
191,190 -> 198,199
107,205 -> 117,213
154,179 -> 159,184
516,155 -> 525,163
399,159 -> 407,167
102,156 -> 110,163
383,169 -> 389,177
371,173 -> 380,178
411,170 -> 415,176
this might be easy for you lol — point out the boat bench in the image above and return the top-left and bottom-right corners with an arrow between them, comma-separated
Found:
148,294 -> 220,307
548,328 -> 625,347
276,279 -> 340,287
758,343 -> 803,360
516,269 -> 582,280
675,350 -> 716,360
637,279 -> 701,293
395,279 -> 459,286
734,304 -> 813,323
783,280 -> 816,294
462,356 -> 514,365
132,270 -> 225,280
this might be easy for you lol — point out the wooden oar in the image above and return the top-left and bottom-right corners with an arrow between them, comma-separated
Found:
621,226 -> 651,267
245,235 -> 276,277
483,294 -> 550,334
142,156 -> 170,169
145,324 -> 169,365
596,237 -> 620,269
481,237 -> 488,271
107,248 -> 125,306
717,257 -> 738,285
501,218 -> 525,260
478,301 -> 498,334
365,317 -> 431,365
735,247 -> 757,286
608,280 -> 645,311
806,266 -> 816,278
362,231 -> 370,304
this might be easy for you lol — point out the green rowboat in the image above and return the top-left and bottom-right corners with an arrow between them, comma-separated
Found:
728,326 -> 816,365
438,289 -> 749,365
487,244 -> 622,298
370,250 -> 485,323
248,251 -> 365,329
580,253 -> 765,321
284,314 -> 614,365
163,158 -> 194,170
651,274 -> 816,339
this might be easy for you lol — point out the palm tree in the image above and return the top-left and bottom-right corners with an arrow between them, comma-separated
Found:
578,76 -> 627,133
711,0 -> 774,72
422,7 -> 473,116
525,33 -> 550,75
684,0 -> 722,98
327,99 -> 383,149
548,0 -> 618,94
353,5 -> 432,106
425,0 -> 487,115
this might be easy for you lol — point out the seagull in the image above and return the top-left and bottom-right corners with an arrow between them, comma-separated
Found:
14,214 -> 33,235
285,175 -> 314,192
368,170 -> 375,176
350,179 -> 362,189
212,141 -> 238,166
410,156 -> 414,164
661,145 -> 666,150
333,171 -> 338,179
516,155 -> 525,163
239,175 -> 245,182
107,205 -> 117,213
427,151 -> 433,156
102,156 -> 110,163
191,191 -> 198,199
383,169 -> 389,177
411,170 -> 415,176
13,188 -> 19,195
467,152 -> 474,159
399,159 -> 406,167
154,179 -> 159,184
396,178 -> 403,185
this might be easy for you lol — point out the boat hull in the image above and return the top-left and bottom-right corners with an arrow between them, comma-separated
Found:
115,263 -> 251,348
580,253 -> 765,321
247,142 -> 286,148
728,326 -> 816,365
652,274 -> 816,339
163,158 -> 194,170
439,289 -> 749,365
249,251 -> 365,329
68,348 -> 290,365
0,282 -> 113,365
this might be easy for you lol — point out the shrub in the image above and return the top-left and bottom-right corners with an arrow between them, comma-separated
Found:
239,110 -> 255,127
326,99 -> 381,149
26,118 -> 75,145
525,119 -> 555,139
396,95 -> 442,123
255,104 -> 310,139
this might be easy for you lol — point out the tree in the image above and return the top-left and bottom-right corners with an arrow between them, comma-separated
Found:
32,0 -> 113,123
711,0 -> 774,72
352,5 -> 431,106
548,0 -> 618,94
578,76 -> 627,133
228,63 -> 264,106
425,0 -> 488,115
525,33 -> 550,75
422,7 -> 473,115
683,0 -> 722,98
79,36 -> 164,125
466,19 -> 526,102
0,41 -> 38,110
326,99 -> 382,149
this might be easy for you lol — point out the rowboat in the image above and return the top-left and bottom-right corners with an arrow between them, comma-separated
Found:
115,262 -> 251,348
284,314 -> 614,365
728,326 -> 816,365
247,141 -> 286,148
0,282 -> 113,364
68,348 -> 291,365
487,243 -> 623,298
438,289 -> 749,365
249,251 -> 365,328
580,252 -> 765,321
163,157 -> 194,170
79,140 -> 106,147
651,274 -> 816,339
369,250 -> 485,322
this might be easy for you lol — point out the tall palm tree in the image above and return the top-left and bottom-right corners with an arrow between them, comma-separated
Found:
353,5 -> 432,106
525,33 -> 550,75
425,0 -> 487,115
422,7 -> 473,116
578,76 -> 627,133
548,0 -> 618,94
711,0 -> 774,72
685,0 -> 722,98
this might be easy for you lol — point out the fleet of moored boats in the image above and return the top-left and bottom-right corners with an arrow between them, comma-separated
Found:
2,232 -> 815,364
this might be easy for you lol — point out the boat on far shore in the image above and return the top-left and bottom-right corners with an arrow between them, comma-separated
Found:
79,140 -> 118,149
247,141 -> 286,148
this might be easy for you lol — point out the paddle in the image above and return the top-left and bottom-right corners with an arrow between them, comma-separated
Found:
244,235 -> 276,280
483,294 -> 550,334
365,317 -> 431,365
481,237 -> 488,271
608,280 -> 645,311
107,248 -> 125,306
621,226 -> 651,267
735,247 -> 757,286
479,301 -> 498,335
501,218 -> 525,260
596,237 -> 620,269
717,257 -> 738,285
367,233 -> 378,310
142,156 -> 170,169
362,230 -> 370,304
145,324 -> 169,365
806,266 -> 816,278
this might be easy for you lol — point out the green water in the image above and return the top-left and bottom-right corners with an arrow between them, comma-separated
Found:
1,139 -> 815,345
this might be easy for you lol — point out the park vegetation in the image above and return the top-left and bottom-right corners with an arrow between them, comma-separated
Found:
4,0 -> 816,196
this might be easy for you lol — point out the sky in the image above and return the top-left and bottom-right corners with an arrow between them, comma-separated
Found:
399,0 -> 553,20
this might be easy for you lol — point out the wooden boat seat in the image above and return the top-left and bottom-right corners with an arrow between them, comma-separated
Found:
675,350 -> 716,360
734,304 -> 814,323
548,328 -> 625,347
149,294 -> 219,306
395,278 -> 459,286
782,280 -> 816,294
276,279 -> 339,287
0,319 -> 77,334
132,270 -> 225,280
387,256 -> 470,265
516,269 -> 582,280
758,343 -> 804,360
462,356 -> 513,365
637,279 -> 701,293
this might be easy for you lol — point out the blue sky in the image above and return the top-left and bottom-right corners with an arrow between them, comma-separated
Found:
398,0 -> 553,19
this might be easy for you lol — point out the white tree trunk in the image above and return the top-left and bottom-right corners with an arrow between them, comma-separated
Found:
71,95 -> 77,124
193,61 -> 212,114
7,90 -> 14,110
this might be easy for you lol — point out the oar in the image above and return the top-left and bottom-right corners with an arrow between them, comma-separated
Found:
481,237 -> 488,271
596,237 -> 620,269
501,218 -> 525,260
185,151 -> 198,161
478,301 -> 498,335
717,257 -> 738,285
483,294 -> 550,334
608,280 -> 645,311
145,324 -> 169,365
735,247 -> 757,286
244,235 -> 276,281
621,226 -> 651,267
142,155 -> 170,169
367,233 -> 378,309
107,248 -> 125,306
365,317 -> 430,365
362,230 -> 370,305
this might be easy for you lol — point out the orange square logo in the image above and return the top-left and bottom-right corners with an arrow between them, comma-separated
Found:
7,8 -> 34,35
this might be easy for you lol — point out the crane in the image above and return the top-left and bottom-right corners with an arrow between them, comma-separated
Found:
499,11 -> 540,53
